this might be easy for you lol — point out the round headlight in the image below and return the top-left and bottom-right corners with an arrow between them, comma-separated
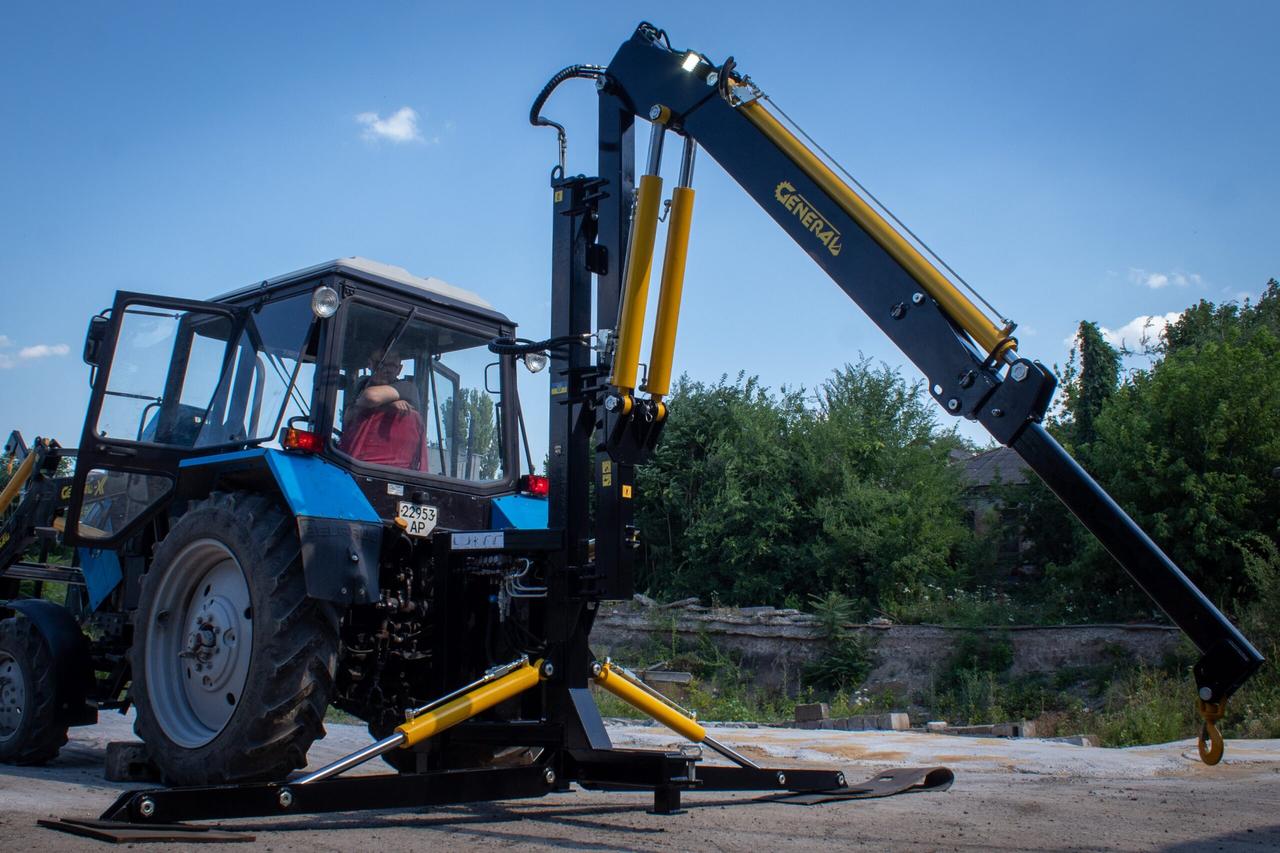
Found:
311,285 -> 340,318
523,351 -> 549,374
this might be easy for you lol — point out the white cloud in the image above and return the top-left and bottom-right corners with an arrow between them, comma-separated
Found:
1099,312 -> 1182,351
356,107 -> 423,143
1127,268 -> 1202,289
18,343 -> 70,360
0,340 -> 70,368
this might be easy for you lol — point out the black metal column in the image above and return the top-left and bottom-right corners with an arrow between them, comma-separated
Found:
1012,422 -> 1263,701
544,173 -> 611,751
593,91 -> 639,602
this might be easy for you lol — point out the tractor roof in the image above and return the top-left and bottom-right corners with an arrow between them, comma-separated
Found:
216,257 -> 512,325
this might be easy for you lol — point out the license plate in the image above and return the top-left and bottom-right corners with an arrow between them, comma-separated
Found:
396,501 -> 438,537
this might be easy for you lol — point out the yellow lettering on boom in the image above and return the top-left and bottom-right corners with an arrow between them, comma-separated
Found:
773,181 -> 842,257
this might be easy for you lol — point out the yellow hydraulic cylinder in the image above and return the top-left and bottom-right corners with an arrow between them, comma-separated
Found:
0,451 -> 37,516
594,661 -> 760,768
595,660 -> 706,742
642,185 -> 695,400
395,658 -> 543,748
609,173 -> 664,392
740,100 -> 1015,362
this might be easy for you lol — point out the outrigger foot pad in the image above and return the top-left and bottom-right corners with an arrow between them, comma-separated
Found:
766,766 -> 955,805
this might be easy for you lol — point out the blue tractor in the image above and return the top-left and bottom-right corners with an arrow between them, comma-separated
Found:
1,257 -> 552,783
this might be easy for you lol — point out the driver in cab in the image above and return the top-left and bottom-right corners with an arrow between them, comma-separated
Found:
338,348 -> 428,470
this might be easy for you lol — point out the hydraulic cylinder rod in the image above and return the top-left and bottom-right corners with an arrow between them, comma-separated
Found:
739,100 -> 1015,362
642,136 -> 697,401
609,113 -> 668,393
296,658 -> 544,784
593,660 -> 759,769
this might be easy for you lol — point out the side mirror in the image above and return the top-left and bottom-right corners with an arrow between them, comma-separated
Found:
83,316 -> 109,366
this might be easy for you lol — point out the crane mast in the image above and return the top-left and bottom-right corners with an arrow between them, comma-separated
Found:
536,23 -> 1262,761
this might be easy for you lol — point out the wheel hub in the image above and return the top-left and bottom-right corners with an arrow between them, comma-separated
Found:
145,539 -> 254,748
0,651 -> 25,741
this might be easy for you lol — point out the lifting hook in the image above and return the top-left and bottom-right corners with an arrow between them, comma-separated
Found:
1196,698 -> 1226,765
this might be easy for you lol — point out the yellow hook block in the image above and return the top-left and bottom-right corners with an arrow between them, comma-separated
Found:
1196,698 -> 1226,766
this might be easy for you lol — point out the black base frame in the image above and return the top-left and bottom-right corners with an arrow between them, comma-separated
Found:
99,747 -> 847,824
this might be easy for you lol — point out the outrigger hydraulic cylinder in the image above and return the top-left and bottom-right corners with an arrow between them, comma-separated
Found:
296,657 -> 546,785
592,659 -> 760,769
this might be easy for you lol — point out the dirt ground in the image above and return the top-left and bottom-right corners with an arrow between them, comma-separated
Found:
2,712 -> 1278,852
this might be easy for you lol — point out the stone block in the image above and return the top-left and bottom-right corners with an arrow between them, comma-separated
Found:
879,712 -> 910,731
795,702 -> 829,722
105,741 -> 160,783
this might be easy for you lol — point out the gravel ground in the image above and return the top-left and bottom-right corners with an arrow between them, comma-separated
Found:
1,711 -> 1278,851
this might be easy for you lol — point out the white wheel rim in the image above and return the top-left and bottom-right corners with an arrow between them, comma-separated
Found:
144,539 -> 254,748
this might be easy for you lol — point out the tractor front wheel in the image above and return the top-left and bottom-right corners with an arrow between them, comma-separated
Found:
131,492 -> 339,785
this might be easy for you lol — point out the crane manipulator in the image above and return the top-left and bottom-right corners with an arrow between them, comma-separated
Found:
47,22 -> 1262,831
514,21 -> 1262,766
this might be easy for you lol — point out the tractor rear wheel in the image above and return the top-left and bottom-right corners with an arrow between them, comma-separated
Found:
0,616 -> 69,764
131,492 -> 339,785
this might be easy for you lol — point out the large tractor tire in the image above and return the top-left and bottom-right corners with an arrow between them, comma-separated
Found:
0,616 -> 70,764
131,492 -> 339,785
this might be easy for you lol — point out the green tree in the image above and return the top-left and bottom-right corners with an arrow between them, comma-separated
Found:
1059,320 -> 1122,449
442,388 -> 501,479
797,360 -> 970,608
1083,287 -> 1280,604
634,360 -> 971,610
1012,281 -> 1280,614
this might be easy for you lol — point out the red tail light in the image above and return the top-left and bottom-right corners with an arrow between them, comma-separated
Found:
281,427 -> 323,453
520,474 -> 550,497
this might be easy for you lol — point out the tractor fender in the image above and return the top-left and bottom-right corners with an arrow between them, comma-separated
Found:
0,598 -> 98,726
176,449 -> 382,605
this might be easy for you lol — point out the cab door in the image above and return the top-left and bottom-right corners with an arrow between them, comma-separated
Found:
64,292 -> 248,547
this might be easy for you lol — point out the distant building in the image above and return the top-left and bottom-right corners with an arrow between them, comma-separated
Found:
953,447 -> 1033,574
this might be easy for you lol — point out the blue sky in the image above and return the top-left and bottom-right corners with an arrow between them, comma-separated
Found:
2,1 -> 1277,456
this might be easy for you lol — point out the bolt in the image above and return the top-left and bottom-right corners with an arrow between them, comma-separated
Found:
837,772 -> 846,787
959,370 -> 976,389
990,408 -> 1004,418
705,71 -> 719,87
278,788 -> 294,808
890,303 -> 907,320
350,551 -> 360,563
339,587 -> 348,596
946,398 -> 960,412
595,76 -> 606,92
542,661 -> 555,678
648,105 -> 664,121
138,797 -> 156,818
1199,687 -> 1214,701
776,772 -> 787,786
544,768 -> 557,786
1010,362 -> 1029,382
911,292 -> 925,305
591,662 -> 603,677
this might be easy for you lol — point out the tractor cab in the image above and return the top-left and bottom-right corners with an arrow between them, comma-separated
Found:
66,258 -> 528,548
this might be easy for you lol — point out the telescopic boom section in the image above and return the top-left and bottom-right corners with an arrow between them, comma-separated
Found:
596,25 -> 1262,757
